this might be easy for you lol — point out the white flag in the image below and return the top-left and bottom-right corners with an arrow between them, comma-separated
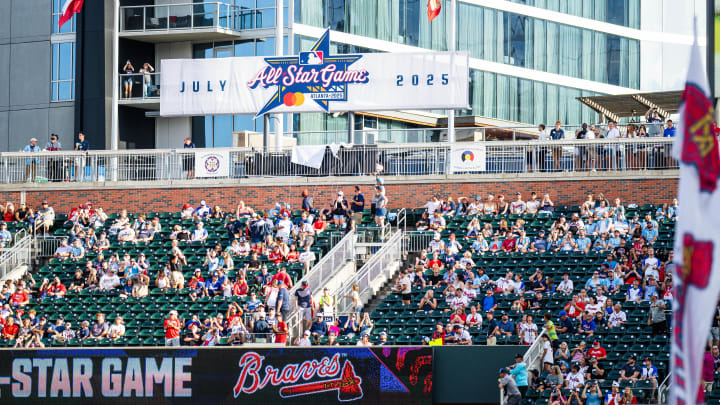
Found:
669,34 -> 720,405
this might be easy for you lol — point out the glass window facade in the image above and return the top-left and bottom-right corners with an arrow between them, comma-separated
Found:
295,0 -> 640,88
52,0 -> 77,33
506,0 -> 640,29
191,37 -> 288,147
51,42 -> 75,102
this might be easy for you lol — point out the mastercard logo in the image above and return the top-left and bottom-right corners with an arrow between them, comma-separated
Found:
283,92 -> 305,107
461,151 -> 474,162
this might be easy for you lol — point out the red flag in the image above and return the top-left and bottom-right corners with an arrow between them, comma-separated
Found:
59,0 -> 85,28
427,0 -> 441,22
669,29 -> 720,405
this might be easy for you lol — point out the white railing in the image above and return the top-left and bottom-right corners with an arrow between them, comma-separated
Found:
1,138 -> 678,184
285,230 -> 356,338
337,230 -> 403,314
500,328 -> 547,405
0,232 -> 32,280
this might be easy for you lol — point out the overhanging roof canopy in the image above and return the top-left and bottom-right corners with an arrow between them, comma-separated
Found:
577,91 -> 682,122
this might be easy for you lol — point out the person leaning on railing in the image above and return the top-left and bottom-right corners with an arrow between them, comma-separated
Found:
23,138 -> 40,183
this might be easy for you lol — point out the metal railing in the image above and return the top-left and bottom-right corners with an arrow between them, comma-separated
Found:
499,328 -> 546,405
0,232 -> 32,280
337,230 -> 403,314
289,122 -> 678,144
120,3 -> 287,32
34,236 -> 65,258
285,230 -> 356,338
403,231 -> 435,254
0,138 -> 678,185
119,72 -> 160,100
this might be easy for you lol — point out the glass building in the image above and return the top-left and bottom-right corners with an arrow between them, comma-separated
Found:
0,0 -> 706,150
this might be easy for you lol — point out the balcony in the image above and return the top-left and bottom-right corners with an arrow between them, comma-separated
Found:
119,2 -> 287,43
117,72 -> 160,110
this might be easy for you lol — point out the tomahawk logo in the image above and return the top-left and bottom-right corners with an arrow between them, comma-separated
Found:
232,352 -> 363,401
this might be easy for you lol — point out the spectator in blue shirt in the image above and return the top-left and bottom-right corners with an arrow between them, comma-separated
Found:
579,312 -> 596,337
549,121 -> 564,171
24,138 -> 41,182
663,120 -> 676,137
641,222 -> 658,244
529,230 -> 547,253
557,311 -> 575,334
0,224 -> 11,248
482,289 -> 498,312
498,313 -> 515,336
575,230 -> 592,253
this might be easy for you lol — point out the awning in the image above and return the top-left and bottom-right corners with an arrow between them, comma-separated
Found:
577,91 -> 682,122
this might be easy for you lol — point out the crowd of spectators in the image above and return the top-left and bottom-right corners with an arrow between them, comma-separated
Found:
0,182 -> 392,347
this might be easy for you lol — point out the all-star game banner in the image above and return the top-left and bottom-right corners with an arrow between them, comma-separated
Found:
160,29 -> 469,117
0,347 -> 432,404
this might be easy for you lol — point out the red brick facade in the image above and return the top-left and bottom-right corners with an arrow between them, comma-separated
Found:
0,177 -> 678,214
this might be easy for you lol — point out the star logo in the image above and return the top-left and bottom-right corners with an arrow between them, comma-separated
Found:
247,29 -> 369,117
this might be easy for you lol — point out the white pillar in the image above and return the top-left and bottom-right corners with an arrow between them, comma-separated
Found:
447,0 -> 456,143
274,0 -> 284,151
110,0 -> 120,180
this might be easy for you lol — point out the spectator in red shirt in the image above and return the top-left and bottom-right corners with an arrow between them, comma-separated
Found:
271,268 -> 292,289
10,288 -> 29,307
226,302 -> 243,325
502,231 -> 517,252
3,317 -> 19,339
268,245 -> 284,264
232,276 -> 248,297
427,252 -> 442,270
46,277 -> 67,298
432,322 -> 446,344
564,295 -> 585,318
587,341 -> 607,360
163,310 -> 181,346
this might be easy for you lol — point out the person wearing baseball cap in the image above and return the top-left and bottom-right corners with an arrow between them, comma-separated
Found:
499,367 -> 522,405
507,353 -> 528,397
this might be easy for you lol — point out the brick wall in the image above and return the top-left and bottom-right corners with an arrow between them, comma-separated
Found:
0,178 -> 678,214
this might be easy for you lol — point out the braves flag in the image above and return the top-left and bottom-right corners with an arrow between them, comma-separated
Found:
427,0 -> 441,22
669,34 -> 720,405
59,0 -> 84,28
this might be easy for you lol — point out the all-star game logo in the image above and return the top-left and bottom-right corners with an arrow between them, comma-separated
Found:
247,29 -> 369,117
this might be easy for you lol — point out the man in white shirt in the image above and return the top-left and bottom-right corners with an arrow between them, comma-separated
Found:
100,269 -> 121,291
526,192 -> 540,214
429,212 -> 446,231
428,233 -> 445,253
424,195 -> 442,215
642,248 -> 661,281
117,223 -> 135,242
275,213 -> 293,244
566,364 -> 585,389
605,121 -> 621,169
191,222 -> 208,242
299,246 -> 316,271
557,273 -> 574,294
626,280 -> 643,302
53,239 -> 72,258
608,303 -> 627,328
510,193 -> 526,214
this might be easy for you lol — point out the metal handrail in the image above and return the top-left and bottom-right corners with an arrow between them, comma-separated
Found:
336,230 -> 403,314
0,232 -> 32,280
285,230 -> 356,339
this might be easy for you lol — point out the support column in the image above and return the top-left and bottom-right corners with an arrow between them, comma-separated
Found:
347,112 -> 355,144
274,0 -> 284,151
447,0 -> 456,143
263,114 -> 269,153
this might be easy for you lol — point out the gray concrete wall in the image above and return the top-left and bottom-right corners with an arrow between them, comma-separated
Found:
0,0 -> 76,152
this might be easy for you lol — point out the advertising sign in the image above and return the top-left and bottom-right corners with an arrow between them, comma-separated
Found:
194,150 -> 230,178
160,29 -> 469,117
450,145 -> 487,172
0,347 -> 432,404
